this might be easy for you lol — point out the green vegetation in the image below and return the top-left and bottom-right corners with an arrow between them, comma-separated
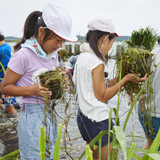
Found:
58,49 -> 68,62
114,48 -> 154,102
125,27 -> 158,51
39,126 -> 46,160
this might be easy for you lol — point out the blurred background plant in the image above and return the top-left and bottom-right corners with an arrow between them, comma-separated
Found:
125,26 -> 158,51
58,49 -> 68,62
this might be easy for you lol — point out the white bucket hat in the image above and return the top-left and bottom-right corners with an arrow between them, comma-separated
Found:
88,16 -> 119,37
69,55 -> 79,68
42,3 -> 77,42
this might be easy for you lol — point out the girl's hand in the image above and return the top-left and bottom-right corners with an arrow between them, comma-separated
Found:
61,67 -> 68,74
30,82 -> 52,97
125,73 -> 147,83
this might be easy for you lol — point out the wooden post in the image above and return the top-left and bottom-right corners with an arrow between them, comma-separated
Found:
65,45 -> 69,52
74,44 -> 80,55
69,44 -> 72,55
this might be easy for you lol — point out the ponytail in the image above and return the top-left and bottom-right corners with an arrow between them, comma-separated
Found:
86,30 -> 106,63
14,11 -> 42,51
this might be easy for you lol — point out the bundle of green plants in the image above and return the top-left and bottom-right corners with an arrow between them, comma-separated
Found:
125,26 -> 158,51
39,67 -> 64,100
38,67 -> 76,159
112,47 -> 158,145
113,48 -> 154,104
58,49 -> 68,62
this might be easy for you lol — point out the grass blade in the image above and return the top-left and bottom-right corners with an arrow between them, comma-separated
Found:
39,126 -> 46,160
99,138 -> 102,160
127,142 -> 136,160
147,153 -> 160,160
0,149 -> 20,160
85,145 -> 93,160
148,129 -> 160,154
114,126 -> 127,160
53,124 -> 62,160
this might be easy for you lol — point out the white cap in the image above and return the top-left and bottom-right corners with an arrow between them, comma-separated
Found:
87,16 -> 119,37
42,3 -> 77,42
0,29 -> 4,36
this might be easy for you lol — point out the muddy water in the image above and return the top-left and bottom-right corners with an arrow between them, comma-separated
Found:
0,59 -> 146,159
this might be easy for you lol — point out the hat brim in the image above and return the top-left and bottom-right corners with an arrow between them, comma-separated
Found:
113,32 -> 119,37
52,30 -> 78,42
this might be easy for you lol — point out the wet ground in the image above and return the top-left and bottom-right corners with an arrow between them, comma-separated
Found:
0,105 -> 20,157
0,59 -> 147,159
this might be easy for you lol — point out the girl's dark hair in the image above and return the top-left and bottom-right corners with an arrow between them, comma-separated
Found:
0,35 -> 4,41
14,11 -> 56,51
86,30 -> 116,63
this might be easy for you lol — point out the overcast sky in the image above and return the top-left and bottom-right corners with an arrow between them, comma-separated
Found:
1,0 -> 160,38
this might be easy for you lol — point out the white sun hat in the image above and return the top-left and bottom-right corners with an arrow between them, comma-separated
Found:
42,3 -> 77,42
88,16 -> 119,37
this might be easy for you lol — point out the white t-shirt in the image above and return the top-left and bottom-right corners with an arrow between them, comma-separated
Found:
150,45 -> 160,117
72,43 -> 112,122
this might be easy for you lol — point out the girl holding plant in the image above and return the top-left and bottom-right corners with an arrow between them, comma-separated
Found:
72,16 -> 147,160
1,3 -> 77,160
138,37 -> 160,150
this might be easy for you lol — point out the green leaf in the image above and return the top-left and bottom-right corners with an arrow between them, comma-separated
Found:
148,129 -> 160,154
114,126 -> 127,160
147,153 -> 160,160
114,144 -> 141,160
78,130 -> 109,160
131,131 -> 135,143
0,149 -> 20,160
39,126 -> 46,160
86,155 -> 93,160
127,142 -> 136,160
99,138 -> 102,160
85,145 -> 93,160
53,124 -> 62,160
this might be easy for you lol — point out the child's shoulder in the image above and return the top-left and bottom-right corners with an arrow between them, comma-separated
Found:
11,48 -> 35,63
14,47 -> 34,57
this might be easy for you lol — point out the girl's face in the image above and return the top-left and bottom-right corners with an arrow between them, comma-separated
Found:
100,36 -> 115,56
42,36 -> 64,54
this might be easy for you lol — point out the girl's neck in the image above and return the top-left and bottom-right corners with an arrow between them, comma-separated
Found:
0,40 -> 5,46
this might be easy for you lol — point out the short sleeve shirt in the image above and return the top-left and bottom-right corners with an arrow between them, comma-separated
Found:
8,47 -> 59,106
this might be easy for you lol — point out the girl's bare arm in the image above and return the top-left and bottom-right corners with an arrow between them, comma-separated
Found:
108,76 -> 119,87
92,64 -> 147,103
